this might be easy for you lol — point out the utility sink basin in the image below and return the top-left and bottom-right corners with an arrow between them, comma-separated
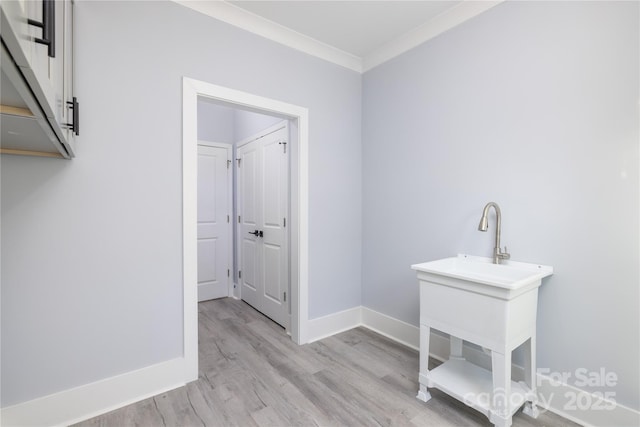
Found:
411,254 -> 553,300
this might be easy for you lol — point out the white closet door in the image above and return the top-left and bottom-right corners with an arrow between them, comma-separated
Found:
238,139 -> 261,309
197,144 -> 231,302
259,128 -> 289,327
237,124 -> 289,329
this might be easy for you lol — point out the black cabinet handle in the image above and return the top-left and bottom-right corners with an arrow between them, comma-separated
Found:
27,0 -> 55,58
64,97 -> 79,136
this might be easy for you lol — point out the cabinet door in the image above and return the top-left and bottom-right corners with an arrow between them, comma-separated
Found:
49,0 -> 65,124
29,1 -> 73,155
61,0 -> 75,152
42,0 -> 75,154
26,0 -> 54,99
0,1 -> 39,72
25,0 -> 63,122
1,2 -> 64,123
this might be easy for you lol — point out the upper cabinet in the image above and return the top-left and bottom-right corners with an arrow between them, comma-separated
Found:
1,0 -> 78,159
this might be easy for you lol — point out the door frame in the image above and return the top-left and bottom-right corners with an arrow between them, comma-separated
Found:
182,77 -> 309,381
197,141 -> 233,299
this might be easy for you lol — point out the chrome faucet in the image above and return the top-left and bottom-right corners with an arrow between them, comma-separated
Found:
478,202 -> 510,264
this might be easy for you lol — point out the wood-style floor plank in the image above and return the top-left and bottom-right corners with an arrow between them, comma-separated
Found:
74,298 -> 579,427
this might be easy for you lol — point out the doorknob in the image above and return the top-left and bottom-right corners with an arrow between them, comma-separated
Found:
248,230 -> 259,236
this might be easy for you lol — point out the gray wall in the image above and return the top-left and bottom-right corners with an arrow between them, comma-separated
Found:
234,109 -> 282,142
362,1 -> 638,410
197,100 -> 281,144
1,1 -> 362,406
197,100 -> 235,143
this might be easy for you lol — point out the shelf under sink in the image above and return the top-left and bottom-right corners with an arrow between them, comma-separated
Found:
426,358 -> 532,419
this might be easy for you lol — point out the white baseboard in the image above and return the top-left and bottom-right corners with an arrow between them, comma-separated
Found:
535,375 -> 640,427
361,307 -> 419,351
306,306 -> 362,343
1,357 -> 188,427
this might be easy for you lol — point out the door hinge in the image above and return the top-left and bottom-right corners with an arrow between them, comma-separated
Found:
227,214 -> 230,223
278,141 -> 287,154
227,269 -> 230,277
283,291 -> 287,302
227,159 -> 231,169
238,270 -> 242,279
283,217 -> 286,227
238,215 -> 241,223
236,158 -> 241,167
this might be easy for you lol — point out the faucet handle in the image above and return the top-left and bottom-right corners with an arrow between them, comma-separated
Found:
501,246 -> 510,260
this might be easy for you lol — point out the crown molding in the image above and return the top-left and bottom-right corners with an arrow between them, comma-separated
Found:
173,0 -> 363,73
363,1 -> 504,72
173,0 -> 504,74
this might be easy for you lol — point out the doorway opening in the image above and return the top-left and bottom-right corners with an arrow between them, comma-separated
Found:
196,100 -> 291,329
182,78 -> 310,381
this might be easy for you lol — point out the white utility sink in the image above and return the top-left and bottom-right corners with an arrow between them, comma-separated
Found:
412,254 -> 553,427
412,254 -> 553,300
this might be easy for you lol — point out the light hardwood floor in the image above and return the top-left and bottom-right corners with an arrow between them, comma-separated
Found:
75,298 -> 577,427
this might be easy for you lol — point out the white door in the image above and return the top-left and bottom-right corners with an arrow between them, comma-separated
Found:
237,124 -> 289,328
197,144 -> 232,302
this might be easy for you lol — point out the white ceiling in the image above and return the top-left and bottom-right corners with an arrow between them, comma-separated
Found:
175,0 -> 503,72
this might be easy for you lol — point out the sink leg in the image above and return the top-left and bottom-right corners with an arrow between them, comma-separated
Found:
523,402 -> 540,418
489,413 -> 513,427
491,349 -> 513,427
417,324 -> 432,403
417,383 -> 432,402
522,336 -> 540,418
450,336 -> 464,360
523,336 -> 536,389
